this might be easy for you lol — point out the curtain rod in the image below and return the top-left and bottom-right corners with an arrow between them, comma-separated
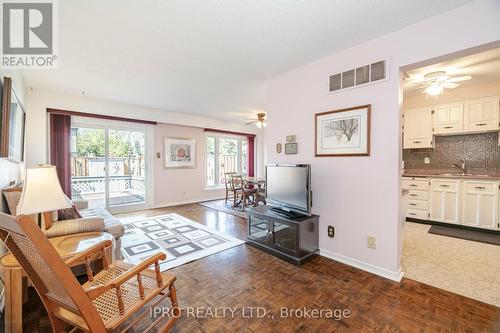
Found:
46,108 -> 158,125
204,128 -> 256,138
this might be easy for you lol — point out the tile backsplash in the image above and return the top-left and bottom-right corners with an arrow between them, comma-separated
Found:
403,132 -> 500,173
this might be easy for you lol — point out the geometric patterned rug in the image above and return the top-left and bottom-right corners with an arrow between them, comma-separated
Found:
119,213 -> 244,271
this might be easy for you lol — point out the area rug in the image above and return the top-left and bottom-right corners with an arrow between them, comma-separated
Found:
428,224 -> 500,246
119,213 -> 244,271
198,199 -> 248,219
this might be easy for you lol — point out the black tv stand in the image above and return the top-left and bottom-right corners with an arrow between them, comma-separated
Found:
247,205 -> 319,265
268,207 -> 306,219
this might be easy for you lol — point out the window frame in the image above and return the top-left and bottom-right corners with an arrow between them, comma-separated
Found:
205,132 -> 248,189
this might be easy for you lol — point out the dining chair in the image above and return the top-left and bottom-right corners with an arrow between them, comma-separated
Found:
254,181 -> 266,206
224,172 -> 237,205
0,212 -> 180,332
231,175 -> 257,211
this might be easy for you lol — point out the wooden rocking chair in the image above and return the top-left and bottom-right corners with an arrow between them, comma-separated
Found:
0,212 -> 180,332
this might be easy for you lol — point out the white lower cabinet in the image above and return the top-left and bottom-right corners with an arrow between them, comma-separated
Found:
462,181 -> 499,230
429,179 -> 461,224
403,177 -> 429,220
405,176 -> 500,231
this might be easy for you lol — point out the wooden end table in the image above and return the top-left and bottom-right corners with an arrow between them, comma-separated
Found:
0,232 -> 114,333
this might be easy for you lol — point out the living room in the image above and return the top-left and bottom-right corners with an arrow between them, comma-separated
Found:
1,1 -> 500,332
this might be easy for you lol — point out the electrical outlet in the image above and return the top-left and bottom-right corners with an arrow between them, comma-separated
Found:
327,225 -> 335,238
424,157 -> 430,164
367,236 -> 376,249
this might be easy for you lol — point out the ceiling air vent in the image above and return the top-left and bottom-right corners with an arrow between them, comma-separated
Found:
329,60 -> 387,93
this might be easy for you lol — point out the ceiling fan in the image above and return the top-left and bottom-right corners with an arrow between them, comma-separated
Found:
407,71 -> 472,96
245,112 -> 267,128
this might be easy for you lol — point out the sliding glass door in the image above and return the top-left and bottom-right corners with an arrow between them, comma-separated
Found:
71,122 -> 149,211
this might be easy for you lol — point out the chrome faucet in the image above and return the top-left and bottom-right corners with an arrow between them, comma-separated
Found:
451,160 -> 467,175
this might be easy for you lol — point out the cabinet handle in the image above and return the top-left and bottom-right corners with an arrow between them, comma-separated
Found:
475,123 -> 487,126
409,213 -> 417,216
474,186 -> 486,190
439,184 -> 450,188
443,126 -> 453,129
413,141 -> 421,144
409,203 -> 417,206
409,194 -> 418,197
409,184 -> 418,187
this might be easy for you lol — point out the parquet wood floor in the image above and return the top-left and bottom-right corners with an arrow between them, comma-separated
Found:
6,203 -> 500,332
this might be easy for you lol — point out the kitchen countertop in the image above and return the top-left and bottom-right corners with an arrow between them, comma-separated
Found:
403,169 -> 500,180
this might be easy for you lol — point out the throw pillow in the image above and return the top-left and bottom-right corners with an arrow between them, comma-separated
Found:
57,205 -> 82,221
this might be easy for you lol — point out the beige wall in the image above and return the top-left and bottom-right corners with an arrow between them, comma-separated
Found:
153,123 -> 225,206
403,80 -> 500,109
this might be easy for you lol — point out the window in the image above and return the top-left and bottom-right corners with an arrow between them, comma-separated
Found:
206,134 -> 248,187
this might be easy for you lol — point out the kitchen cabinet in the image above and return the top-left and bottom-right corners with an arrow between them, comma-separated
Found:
403,177 -> 429,220
403,107 -> 433,149
463,97 -> 499,132
429,179 -> 461,224
462,181 -> 499,230
433,103 -> 464,135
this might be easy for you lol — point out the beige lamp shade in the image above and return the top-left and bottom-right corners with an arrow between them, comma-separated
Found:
16,165 -> 73,215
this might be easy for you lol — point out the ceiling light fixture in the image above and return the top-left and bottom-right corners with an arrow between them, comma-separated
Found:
407,71 -> 472,98
256,120 -> 267,128
424,84 -> 444,97
246,112 -> 267,128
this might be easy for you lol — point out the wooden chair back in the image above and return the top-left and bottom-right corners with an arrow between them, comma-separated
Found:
224,172 -> 237,191
0,212 -> 107,331
231,174 -> 244,190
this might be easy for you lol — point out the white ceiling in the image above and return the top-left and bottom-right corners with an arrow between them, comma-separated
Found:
21,0 -> 472,123
403,47 -> 500,96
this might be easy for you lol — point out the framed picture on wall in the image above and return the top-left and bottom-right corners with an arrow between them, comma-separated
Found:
1,77 -> 25,163
164,137 -> 196,168
315,104 -> 371,157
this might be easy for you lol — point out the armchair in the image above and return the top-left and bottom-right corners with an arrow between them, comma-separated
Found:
2,185 -> 125,260
0,212 -> 180,332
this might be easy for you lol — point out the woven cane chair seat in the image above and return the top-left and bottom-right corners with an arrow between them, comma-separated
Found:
83,260 -> 176,329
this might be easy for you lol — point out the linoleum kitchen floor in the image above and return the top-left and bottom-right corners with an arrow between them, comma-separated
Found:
402,221 -> 500,306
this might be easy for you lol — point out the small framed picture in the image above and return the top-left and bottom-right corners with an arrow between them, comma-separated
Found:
164,138 -> 196,168
315,105 -> 371,157
285,143 -> 298,154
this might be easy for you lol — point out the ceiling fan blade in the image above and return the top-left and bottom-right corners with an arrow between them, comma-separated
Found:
448,75 -> 472,83
443,82 -> 459,89
407,80 -> 425,85
245,120 -> 257,125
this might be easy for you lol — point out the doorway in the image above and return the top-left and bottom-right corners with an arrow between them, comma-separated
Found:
70,118 -> 152,212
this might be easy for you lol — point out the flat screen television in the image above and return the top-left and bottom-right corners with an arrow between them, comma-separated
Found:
266,164 -> 312,217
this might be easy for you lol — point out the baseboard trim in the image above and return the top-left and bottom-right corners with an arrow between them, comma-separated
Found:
320,248 -> 404,282
153,196 -> 225,209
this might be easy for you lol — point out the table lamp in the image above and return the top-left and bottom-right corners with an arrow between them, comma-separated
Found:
16,165 -> 73,230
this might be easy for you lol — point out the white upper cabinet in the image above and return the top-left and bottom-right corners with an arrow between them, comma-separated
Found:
403,107 -> 433,149
433,103 -> 464,135
463,97 -> 499,132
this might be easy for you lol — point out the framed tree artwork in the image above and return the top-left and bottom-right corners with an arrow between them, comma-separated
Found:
1,77 -> 25,163
164,137 -> 196,168
315,104 -> 370,157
